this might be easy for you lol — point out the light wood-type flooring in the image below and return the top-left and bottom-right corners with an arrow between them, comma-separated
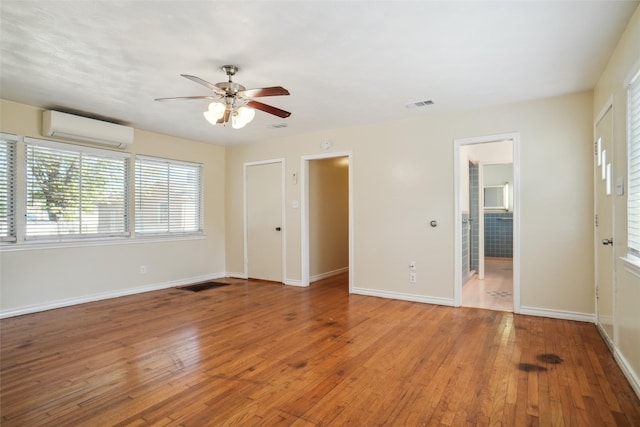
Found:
2,273 -> 639,426
463,257 -> 513,312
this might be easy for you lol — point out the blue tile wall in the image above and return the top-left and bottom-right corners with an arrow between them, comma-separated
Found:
469,163 -> 479,270
484,213 -> 513,257
462,213 -> 470,280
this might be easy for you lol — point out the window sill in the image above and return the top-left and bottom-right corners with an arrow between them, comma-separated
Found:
620,256 -> 640,277
0,233 -> 206,252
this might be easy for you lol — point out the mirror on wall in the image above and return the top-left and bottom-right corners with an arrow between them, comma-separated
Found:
483,163 -> 513,211
484,184 -> 509,210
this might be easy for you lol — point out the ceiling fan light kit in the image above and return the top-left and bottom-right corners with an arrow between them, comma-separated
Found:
156,65 -> 290,130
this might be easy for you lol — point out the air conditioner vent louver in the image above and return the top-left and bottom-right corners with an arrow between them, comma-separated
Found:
42,110 -> 133,149
405,100 -> 434,109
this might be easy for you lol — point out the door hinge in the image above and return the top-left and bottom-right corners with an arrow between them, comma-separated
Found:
595,214 -> 599,227
595,286 -> 599,300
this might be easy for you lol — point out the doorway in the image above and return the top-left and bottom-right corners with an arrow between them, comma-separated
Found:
454,133 -> 520,312
301,151 -> 353,291
244,160 -> 285,282
594,101 -> 615,342
308,157 -> 349,283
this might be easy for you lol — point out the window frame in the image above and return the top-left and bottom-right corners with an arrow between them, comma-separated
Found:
22,137 -> 131,243
134,155 -> 204,237
626,62 -> 640,260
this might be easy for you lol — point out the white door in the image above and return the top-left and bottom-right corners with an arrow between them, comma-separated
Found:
595,106 -> 615,341
246,162 -> 283,282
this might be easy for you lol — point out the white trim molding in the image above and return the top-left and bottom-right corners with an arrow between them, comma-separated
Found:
614,343 -> 640,399
519,306 -> 595,323
310,267 -> 349,283
352,287 -> 456,307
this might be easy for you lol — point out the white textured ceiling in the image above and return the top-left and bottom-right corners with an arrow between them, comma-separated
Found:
1,1 -> 638,146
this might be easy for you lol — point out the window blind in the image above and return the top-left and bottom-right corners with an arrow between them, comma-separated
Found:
0,134 -> 17,242
135,156 -> 203,235
25,139 -> 130,240
627,69 -> 640,257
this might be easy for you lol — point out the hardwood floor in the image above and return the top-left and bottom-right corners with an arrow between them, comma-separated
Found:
1,273 -> 639,426
463,257 -> 513,312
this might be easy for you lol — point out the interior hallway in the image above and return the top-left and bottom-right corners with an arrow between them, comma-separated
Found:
463,257 -> 513,312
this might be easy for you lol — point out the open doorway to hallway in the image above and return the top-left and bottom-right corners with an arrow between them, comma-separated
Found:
301,151 -> 354,291
308,156 -> 349,284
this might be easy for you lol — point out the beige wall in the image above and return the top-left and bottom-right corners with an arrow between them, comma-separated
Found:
0,100 -> 227,315
226,91 -> 594,313
309,157 -> 349,279
593,5 -> 640,394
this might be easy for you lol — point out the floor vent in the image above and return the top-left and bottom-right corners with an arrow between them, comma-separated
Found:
405,100 -> 434,108
178,281 -> 231,292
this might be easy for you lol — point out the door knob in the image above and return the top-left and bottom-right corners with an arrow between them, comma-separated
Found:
275,227 -> 281,231
602,238 -> 613,245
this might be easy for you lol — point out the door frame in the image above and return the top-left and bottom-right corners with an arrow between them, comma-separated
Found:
593,96 -> 615,344
300,151 -> 354,291
243,159 -> 286,282
454,132 -> 521,312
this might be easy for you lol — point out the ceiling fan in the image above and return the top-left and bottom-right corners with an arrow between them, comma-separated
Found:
155,65 -> 291,129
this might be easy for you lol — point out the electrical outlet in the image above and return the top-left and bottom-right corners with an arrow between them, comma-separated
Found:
139,265 -> 147,274
409,261 -> 416,270
409,272 -> 417,283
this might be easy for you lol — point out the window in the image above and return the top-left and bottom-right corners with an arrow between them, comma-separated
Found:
135,156 -> 202,235
0,134 -> 17,242
25,138 -> 130,240
627,66 -> 640,257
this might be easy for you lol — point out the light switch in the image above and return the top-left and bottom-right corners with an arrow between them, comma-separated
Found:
616,177 -> 624,196
292,200 -> 299,209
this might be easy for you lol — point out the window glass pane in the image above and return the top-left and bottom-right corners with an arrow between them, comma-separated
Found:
25,140 -> 129,240
135,156 -> 202,235
0,134 -> 17,242
628,70 -> 640,256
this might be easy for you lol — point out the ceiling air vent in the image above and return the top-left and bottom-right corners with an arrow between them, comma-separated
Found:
405,100 -> 434,109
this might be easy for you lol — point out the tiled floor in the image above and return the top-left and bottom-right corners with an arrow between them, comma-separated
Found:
462,257 -> 513,312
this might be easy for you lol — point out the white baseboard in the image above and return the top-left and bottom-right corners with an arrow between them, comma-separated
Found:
226,271 -> 248,279
0,272 -> 226,319
613,344 -> 640,399
284,279 -> 305,287
225,272 -> 304,287
310,267 -> 349,283
597,323 -> 640,399
519,306 -> 595,323
352,287 -> 455,307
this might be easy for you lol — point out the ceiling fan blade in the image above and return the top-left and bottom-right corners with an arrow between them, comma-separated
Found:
247,100 -> 291,118
181,74 -> 226,94
155,95 -> 221,102
239,86 -> 290,98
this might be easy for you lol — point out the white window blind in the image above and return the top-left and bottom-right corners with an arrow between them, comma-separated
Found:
627,68 -> 640,257
135,156 -> 203,235
25,138 -> 130,240
0,134 -> 17,242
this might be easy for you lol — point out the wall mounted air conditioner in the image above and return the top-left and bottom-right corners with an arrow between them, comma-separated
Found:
42,110 -> 134,149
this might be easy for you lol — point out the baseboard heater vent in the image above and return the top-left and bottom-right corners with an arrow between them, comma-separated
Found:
178,281 -> 231,292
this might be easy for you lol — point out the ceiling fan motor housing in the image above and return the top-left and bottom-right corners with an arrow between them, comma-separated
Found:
215,81 -> 246,95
